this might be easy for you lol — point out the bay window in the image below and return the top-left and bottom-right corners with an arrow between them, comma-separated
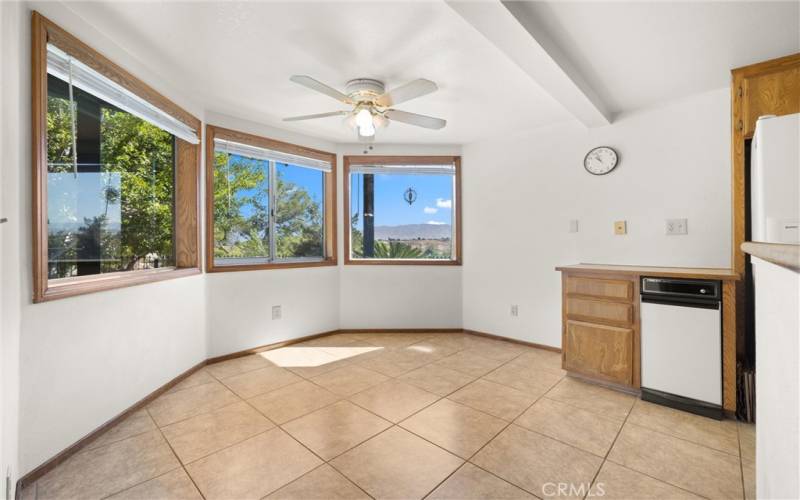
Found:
205,126 -> 337,271
344,156 -> 461,264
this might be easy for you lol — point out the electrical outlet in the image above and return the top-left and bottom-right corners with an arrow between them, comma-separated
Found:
569,219 -> 579,233
272,305 -> 282,320
665,218 -> 688,235
510,305 -> 519,317
614,220 -> 627,235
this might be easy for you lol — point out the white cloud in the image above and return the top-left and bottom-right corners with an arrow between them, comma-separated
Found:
436,198 -> 452,209
423,206 -> 438,214
426,220 -> 446,225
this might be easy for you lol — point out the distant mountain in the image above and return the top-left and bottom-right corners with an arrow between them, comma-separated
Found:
374,224 -> 451,240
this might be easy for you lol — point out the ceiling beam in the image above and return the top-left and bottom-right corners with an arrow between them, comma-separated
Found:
445,0 -> 612,127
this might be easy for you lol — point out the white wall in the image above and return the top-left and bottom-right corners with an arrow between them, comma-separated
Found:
204,112 -> 341,357
462,88 -> 732,347
753,257 -> 800,500
336,144 -> 463,329
5,2 -> 209,479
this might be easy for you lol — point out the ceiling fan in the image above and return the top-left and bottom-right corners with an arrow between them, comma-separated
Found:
284,76 -> 446,140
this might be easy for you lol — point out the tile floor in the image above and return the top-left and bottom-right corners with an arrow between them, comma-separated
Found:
22,332 -> 756,500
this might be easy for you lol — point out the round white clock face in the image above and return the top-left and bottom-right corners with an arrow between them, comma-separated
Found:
584,146 -> 619,175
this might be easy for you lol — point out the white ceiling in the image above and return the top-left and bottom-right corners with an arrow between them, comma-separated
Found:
65,1 -> 799,144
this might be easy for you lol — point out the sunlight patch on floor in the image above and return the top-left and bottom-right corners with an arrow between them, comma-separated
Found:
257,346 -> 382,367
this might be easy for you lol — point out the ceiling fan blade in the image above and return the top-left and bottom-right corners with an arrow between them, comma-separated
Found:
290,75 -> 353,104
283,110 -> 350,122
376,79 -> 438,107
385,109 -> 446,130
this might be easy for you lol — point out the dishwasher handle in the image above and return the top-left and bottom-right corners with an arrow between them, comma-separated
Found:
641,295 -> 720,310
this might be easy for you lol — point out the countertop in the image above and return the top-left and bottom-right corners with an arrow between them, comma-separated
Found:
742,242 -> 800,273
555,263 -> 740,281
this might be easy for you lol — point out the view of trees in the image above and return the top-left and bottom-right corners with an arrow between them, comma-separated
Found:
47,87 -> 175,278
212,153 -> 323,261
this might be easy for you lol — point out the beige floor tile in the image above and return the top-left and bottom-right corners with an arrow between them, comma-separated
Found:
205,354 -> 274,379
628,400 -> 740,455
221,366 -> 303,399
107,468 -> 202,500
295,334 -> 361,347
449,379 -> 537,421
428,463 -> 536,500
514,349 -> 566,376
331,427 -> 463,500
403,338 -> 462,360
259,346 -> 348,378
589,461 -> 702,499
399,364 -> 476,396
147,381 -> 240,427
88,409 -> 156,450
311,365 -> 389,396
401,399 -> 506,459
435,351 -> 507,377
483,360 -> 563,396
320,343 -> 386,363
283,401 -> 392,460
248,380 -> 341,424
37,430 -> 180,500
514,398 -> 622,457
546,377 -> 635,422
355,349 -> 433,377
167,370 -> 217,394
608,423 -> 743,499
161,401 -> 274,464
739,421 -> 755,461
185,428 -> 321,500
463,342 -> 526,362
362,333 -> 433,348
288,357 -> 356,378
743,458 -> 755,500
349,380 -> 440,422
472,424 -> 602,500
266,464 -> 370,500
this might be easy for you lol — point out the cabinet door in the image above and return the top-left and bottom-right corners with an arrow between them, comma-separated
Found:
564,320 -> 633,385
566,297 -> 633,325
743,67 -> 800,137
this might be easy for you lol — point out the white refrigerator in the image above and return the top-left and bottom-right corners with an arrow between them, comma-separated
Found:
750,113 -> 800,244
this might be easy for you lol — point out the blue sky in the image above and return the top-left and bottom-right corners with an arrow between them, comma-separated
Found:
350,173 -> 454,229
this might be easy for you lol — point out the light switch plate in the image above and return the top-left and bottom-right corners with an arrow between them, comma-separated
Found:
666,218 -> 688,235
272,305 -> 282,320
569,220 -> 579,233
510,305 -> 519,317
614,220 -> 627,235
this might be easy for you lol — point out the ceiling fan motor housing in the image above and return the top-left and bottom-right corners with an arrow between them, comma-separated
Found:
346,78 -> 385,103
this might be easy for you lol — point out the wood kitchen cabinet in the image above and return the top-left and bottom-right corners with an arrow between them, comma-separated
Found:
557,264 -> 740,403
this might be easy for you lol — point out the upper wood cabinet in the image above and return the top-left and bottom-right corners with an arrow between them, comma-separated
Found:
741,65 -> 800,137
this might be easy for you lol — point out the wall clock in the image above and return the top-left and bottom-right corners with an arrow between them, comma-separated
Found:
584,146 -> 619,175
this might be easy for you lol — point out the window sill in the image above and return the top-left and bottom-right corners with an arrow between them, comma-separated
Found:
344,258 -> 462,266
206,258 -> 338,273
35,267 -> 201,303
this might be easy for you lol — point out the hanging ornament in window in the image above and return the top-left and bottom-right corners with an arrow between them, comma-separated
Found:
404,187 -> 417,206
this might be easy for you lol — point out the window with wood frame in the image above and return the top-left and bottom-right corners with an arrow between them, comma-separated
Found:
205,125 -> 337,272
344,156 -> 462,265
32,12 -> 201,302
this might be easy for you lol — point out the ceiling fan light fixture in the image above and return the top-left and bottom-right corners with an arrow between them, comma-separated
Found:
355,108 -> 376,137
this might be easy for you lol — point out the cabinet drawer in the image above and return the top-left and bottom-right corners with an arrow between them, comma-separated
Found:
564,320 -> 633,385
566,297 -> 633,325
566,276 -> 633,300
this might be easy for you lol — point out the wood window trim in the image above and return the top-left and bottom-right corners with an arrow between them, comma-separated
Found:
343,155 -> 462,266
31,12 -> 202,303
204,124 -> 338,273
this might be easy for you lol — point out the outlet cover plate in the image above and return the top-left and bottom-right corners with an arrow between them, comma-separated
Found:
666,218 -> 688,235
614,220 -> 627,235
511,305 -> 519,317
272,305 -> 282,320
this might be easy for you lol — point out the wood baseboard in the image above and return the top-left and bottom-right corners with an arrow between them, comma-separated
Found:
16,360 -> 206,493
16,326 -> 558,494
463,328 -> 561,353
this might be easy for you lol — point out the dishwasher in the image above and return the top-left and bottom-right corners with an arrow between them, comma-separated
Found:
640,277 -> 723,419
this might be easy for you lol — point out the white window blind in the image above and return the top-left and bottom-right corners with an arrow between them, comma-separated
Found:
349,163 -> 455,176
46,44 -> 199,144
214,139 -> 332,172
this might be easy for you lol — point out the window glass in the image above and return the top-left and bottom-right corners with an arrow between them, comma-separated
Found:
212,152 -> 270,265
46,74 -> 175,279
349,172 -> 455,260
275,163 -> 324,259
